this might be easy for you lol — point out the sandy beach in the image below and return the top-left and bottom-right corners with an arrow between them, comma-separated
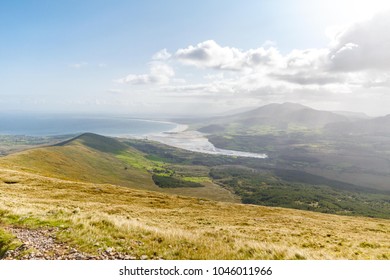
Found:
146,124 -> 268,159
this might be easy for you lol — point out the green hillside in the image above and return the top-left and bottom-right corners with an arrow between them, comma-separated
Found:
1,132 -> 390,260
0,133 -> 237,202
1,132 -> 389,219
0,133 -> 154,190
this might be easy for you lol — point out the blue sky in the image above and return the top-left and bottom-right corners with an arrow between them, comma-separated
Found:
1,0 -> 390,116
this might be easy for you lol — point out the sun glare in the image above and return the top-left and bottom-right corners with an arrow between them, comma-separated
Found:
337,0 -> 390,21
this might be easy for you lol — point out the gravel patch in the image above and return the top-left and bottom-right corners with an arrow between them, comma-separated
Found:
2,226 -> 138,260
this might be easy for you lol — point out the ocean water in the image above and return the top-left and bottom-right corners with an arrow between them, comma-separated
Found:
0,113 -> 267,159
0,114 -> 176,137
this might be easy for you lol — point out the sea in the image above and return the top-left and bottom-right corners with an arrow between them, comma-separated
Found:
0,113 -> 176,137
0,113 -> 267,159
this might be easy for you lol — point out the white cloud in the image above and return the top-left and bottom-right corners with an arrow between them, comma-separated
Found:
271,48 -> 337,85
204,73 -> 224,80
149,63 -> 175,84
329,11 -> 390,71
175,40 -> 283,71
170,10 -> 390,90
116,74 -> 149,84
113,10 -> 390,116
68,62 -> 88,68
107,89 -> 123,94
172,40 -> 341,87
285,48 -> 329,70
116,63 -> 174,85
152,49 -> 172,60
270,72 -> 343,85
69,62 -> 108,68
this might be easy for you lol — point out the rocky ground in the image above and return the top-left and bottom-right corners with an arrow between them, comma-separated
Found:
2,226 -> 146,260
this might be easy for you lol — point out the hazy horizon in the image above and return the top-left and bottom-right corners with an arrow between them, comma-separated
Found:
0,101 -> 385,119
1,1 -> 390,117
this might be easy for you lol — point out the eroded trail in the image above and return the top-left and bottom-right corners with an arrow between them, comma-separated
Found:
3,226 -> 137,260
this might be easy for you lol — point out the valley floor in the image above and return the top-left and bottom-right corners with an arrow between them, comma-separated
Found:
1,167 -> 389,260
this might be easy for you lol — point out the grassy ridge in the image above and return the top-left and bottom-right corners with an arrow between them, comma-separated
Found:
1,167 -> 389,259
0,134 -> 237,203
2,133 -> 389,218
0,137 -> 156,191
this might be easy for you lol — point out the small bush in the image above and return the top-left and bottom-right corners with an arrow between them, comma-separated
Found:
152,175 -> 203,188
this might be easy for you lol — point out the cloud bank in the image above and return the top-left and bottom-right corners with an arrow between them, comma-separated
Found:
114,11 -> 390,115
116,63 -> 174,85
329,11 -> 390,71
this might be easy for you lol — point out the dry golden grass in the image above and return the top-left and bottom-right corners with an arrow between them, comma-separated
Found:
0,139 -> 238,203
1,167 -> 389,260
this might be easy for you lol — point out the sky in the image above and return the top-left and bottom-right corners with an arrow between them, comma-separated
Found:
1,0 -> 390,117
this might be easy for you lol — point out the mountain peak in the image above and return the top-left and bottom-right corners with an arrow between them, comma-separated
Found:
207,102 -> 350,131
279,102 -> 309,108
56,132 -> 128,153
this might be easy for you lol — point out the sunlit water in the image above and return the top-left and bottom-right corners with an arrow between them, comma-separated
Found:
0,114 -> 175,136
0,114 -> 267,159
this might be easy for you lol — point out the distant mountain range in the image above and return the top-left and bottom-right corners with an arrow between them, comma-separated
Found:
198,102 -> 390,136
331,111 -> 371,120
233,102 -> 348,126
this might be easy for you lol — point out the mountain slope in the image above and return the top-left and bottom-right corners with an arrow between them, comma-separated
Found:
198,102 -> 349,134
1,166 -> 389,260
1,132 -> 390,260
0,133 -> 237,202
0,133 -> 155,191
326,114 -> 390,136
55,132 -> 129,153
2,132 -> 389,218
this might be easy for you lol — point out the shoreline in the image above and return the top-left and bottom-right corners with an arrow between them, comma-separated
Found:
1,115 -> 267,159
145,123 -> 268,159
